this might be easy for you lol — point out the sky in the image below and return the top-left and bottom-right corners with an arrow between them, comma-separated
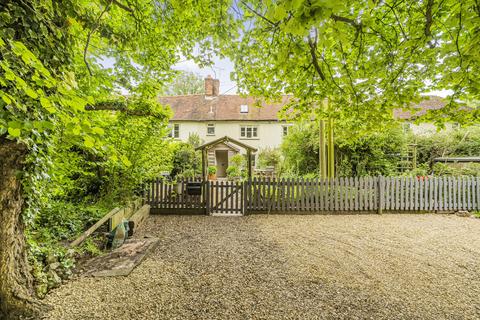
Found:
102,55 -> 453,98
173,56 -> 238,95
173,57 -> 453,98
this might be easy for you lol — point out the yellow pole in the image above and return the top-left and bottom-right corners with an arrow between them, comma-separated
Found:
319,100 -> 327,179
327,117 -> 335,178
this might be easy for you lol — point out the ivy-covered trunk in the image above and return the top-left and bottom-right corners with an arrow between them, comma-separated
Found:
0,137 -> 42,318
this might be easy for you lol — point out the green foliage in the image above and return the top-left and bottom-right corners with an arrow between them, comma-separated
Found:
257,148 -> 282,169
226,154 -> 246,180
226,166 -> 242,180
335,126 -> 409,176
230,154 -> 246,168
415,126 -> 480,165
431,163 -> 480,176
231,0 -> 479,131
208,166 -> 217,175
281,122 -> 322,175
171,141 -> 201,177
164,71 -> 205,95
27,200 -> 109,297
187,132 -> 203,148
1,0 -> 235,301
281,121 -> 410,176
404,163 -> 430,177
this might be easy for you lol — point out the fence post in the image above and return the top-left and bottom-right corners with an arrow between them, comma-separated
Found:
205,180 -> 210,215
378,176 -> 384,214
243,179 -> 249,215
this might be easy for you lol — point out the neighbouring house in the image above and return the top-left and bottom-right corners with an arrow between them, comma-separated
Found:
394,96 -> 460,134
159,76 -> 453,177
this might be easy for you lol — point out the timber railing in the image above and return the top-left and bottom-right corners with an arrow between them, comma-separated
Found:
146,176 -> 480,215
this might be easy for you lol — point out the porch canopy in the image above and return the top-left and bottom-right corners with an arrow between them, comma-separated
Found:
195,136 -> 257,180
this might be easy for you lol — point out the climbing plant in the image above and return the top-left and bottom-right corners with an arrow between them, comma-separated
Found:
0,0 -> 234,318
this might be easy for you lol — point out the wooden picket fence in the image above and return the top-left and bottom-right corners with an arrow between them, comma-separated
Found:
147,178 -> 205,214
248,176 -> 480,213
147,176 -> 480,215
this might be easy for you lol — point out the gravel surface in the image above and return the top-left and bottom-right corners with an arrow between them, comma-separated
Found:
44,214 -> 480,320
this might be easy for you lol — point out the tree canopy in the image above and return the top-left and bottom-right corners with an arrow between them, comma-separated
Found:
230,0 -> 480,130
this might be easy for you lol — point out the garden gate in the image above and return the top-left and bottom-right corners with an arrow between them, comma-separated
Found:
207,180 -> 245,215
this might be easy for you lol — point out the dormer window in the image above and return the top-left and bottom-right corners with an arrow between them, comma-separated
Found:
240,104 -> 248,113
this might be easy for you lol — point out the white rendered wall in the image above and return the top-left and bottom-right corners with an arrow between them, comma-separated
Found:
171,121 -> 290,151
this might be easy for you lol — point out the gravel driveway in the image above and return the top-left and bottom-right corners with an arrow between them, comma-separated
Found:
44,214 -> 480,320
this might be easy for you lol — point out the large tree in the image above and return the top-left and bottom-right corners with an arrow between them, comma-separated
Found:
230,0 -> 479,129
0,0 -> 232,317
164,71 -> 205,95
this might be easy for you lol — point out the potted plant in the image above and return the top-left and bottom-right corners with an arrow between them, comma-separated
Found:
208,166 -> 217,180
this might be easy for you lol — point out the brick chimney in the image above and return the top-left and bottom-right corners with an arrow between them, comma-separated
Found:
205,75 -> 220,97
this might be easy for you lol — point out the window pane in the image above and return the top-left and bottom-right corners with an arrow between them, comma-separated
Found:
247,127 -> 252,137
252,127 -> 257,137
241,127 -> 245,137
207,124 -> 215,135
174,124 -> 179,138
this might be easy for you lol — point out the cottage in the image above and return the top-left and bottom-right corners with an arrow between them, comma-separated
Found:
159,76 -> 453,178
158,76 -> 292,177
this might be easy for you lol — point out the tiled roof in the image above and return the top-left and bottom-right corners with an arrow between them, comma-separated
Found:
393,96 -> 446,120
159,94 -> 291,121
159,94 -> 445,122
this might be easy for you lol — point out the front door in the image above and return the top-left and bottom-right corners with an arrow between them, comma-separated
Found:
216,150 -> 228,178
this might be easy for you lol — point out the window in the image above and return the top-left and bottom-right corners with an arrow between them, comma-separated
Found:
207,123 -> 215,135
282,125 -> 289,137
240,125 -> 258,139
168,123 -> 180,138
240,104 -> 248,113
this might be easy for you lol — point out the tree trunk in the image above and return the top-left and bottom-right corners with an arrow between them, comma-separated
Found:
0,137 -> 43,319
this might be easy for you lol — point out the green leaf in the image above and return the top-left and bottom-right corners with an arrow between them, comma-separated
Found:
0,91 -> 12,104
24,87 -> 38,99
120,155 -> 132,167
8,127 -> 21,137
40,97 -> 56,113
84,136 -> 95,148
92,127 -> 105,135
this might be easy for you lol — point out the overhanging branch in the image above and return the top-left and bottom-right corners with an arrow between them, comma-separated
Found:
308,29 -> 326,81
331,14 -> 362,30
424,0 -> 434,37
85,101 -> 165,119
112,0 -> 133,13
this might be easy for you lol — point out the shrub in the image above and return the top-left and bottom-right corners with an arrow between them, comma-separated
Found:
226,166 -> 241,179
171,142 -> 201,177
257,148 -> 282,169
230,154 -> 246,168
208,166 -> 217,175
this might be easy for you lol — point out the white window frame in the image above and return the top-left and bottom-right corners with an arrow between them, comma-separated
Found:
240,104 -> 248,113
282,125 -> 290,137
207,123 -> 215,136
168,123 -> 180,138
240,125 -> 258,139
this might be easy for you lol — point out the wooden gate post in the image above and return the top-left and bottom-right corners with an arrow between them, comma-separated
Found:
243,179 -> 249,215
378,176 -> 384,214
205,180 -> 210,215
